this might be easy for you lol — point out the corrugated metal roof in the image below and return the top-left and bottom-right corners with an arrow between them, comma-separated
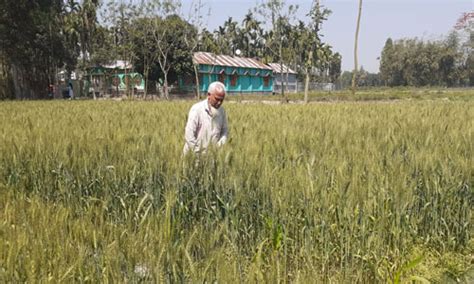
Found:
194,52 -> 272,70
103,60 -> 132,69
267,63 -> 297,74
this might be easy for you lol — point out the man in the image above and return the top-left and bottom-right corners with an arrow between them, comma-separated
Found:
67,82 -> 74,99
183,81 -> 228,154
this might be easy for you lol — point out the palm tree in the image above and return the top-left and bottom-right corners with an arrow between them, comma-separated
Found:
80,0 -> 100,65
60,0 -> 82,93
215,25 -> 228,54
224,17 -> 240,55
242,11 -> 263,57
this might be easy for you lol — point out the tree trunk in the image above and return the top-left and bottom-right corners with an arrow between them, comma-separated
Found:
115,69 -> 119,98
144,66 -> 149,99
304,50 -> 313,104
279,44 -> 286,102
194,64 -> 201,99
0,57 -> 13,99
11,65 -> 22,99
163,72 -> 169,100
351,0 -> 363,95
124,60 -> 129,98
304,71 -> 310,104
91,73 -> 96,100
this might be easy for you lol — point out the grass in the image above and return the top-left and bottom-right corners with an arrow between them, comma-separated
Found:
0,97 -> 472,282
224,87 -> 474,102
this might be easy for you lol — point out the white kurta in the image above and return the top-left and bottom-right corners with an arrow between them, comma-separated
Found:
183,99 -> 228,154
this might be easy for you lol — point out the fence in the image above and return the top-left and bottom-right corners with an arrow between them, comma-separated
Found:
296,82 -> 336,92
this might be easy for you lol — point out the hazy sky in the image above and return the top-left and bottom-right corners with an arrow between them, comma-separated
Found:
180,0 -> 472,73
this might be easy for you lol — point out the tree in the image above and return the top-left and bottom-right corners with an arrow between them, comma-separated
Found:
130,12 -> 195,99
0,0 -> 75,99
351,0 -> 363,95
153,14 -> 195,99
127,1 -> 166,98
379,35 -> 468,87
241,11 -> 264,58
303,0 -> 331,103
328,52 -> 342,84
161,15 -> 196,86
340,71 -> 353,89
467,52 -> 474,86
379,38 -> 394,86
145,0 -> 187,99
182,0 -> 208,99
103,0 -> 140,97
440,31 -> 461,87
198,29 -> 219,53
90,26 -> 115,66
129,17 -> 159,97
256,0 -> 298,102
78,0 -> 100,70
454,12 -> 474,86
62,0 -> 82,73
377,12 -> 473,88
215,17 -> 241,55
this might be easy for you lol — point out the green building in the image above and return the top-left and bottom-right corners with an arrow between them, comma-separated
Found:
179,52 -> 273,95
85,61 -> 144,97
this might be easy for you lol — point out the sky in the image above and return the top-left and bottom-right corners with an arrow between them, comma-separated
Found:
180,0 -> 472,73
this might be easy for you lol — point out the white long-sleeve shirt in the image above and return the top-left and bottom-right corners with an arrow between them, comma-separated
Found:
183,99 -> 228,154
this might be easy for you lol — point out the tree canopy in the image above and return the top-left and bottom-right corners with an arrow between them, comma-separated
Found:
1,1 -> 470,99
379,32 -> 472,87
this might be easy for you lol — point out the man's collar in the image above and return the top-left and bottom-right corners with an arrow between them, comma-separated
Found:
204,99 -> 212,116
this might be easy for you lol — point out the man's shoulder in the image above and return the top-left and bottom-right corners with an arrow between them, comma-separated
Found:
218,105 -> 226,115
190,99 -> 207,112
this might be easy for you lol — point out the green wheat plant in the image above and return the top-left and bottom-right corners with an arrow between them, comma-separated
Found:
0,98 -> 472,282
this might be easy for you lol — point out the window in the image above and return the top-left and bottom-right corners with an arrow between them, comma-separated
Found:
219,73 -> 226,83
263,76 -> 270,87
230,74 -> 238,87
124,75 -> 132,86
184,76 -> 193,85
134,75 -> 143,86
112,76 -> 121,87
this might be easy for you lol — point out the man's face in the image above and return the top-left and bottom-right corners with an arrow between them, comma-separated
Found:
208,90 -> 226,109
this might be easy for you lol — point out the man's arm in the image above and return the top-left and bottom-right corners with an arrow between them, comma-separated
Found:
185,108 -> 199,151
217,110 -> 228,146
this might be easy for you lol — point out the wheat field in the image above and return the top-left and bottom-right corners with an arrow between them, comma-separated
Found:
0,99 -> 472,282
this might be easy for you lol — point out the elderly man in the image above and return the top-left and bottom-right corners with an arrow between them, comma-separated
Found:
183,81 -> 229,154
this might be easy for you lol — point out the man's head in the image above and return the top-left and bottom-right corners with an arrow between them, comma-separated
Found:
207,81 -> 226,109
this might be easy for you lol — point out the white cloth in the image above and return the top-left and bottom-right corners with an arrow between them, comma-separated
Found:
183,99 -> 228,154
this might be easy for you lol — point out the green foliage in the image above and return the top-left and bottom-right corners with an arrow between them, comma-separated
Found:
0,55 -> 15,99
102,0 -> 138,71
223,88 -> 474,102
393,256 -> 428,284
106,0 -> 195,98
194,1 -> 339,85
160,15 -> 196,82
0,99 -> 472,282
130,14 -> 195,86
89,26 -> 116,66
379,32 -> 472,87
0,0 -> 341,99
214,17 -> 241,56
341,68 -> 382,89
0,0 -> 78,98
198,29 -> 221,54
241,11 -> 265,58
